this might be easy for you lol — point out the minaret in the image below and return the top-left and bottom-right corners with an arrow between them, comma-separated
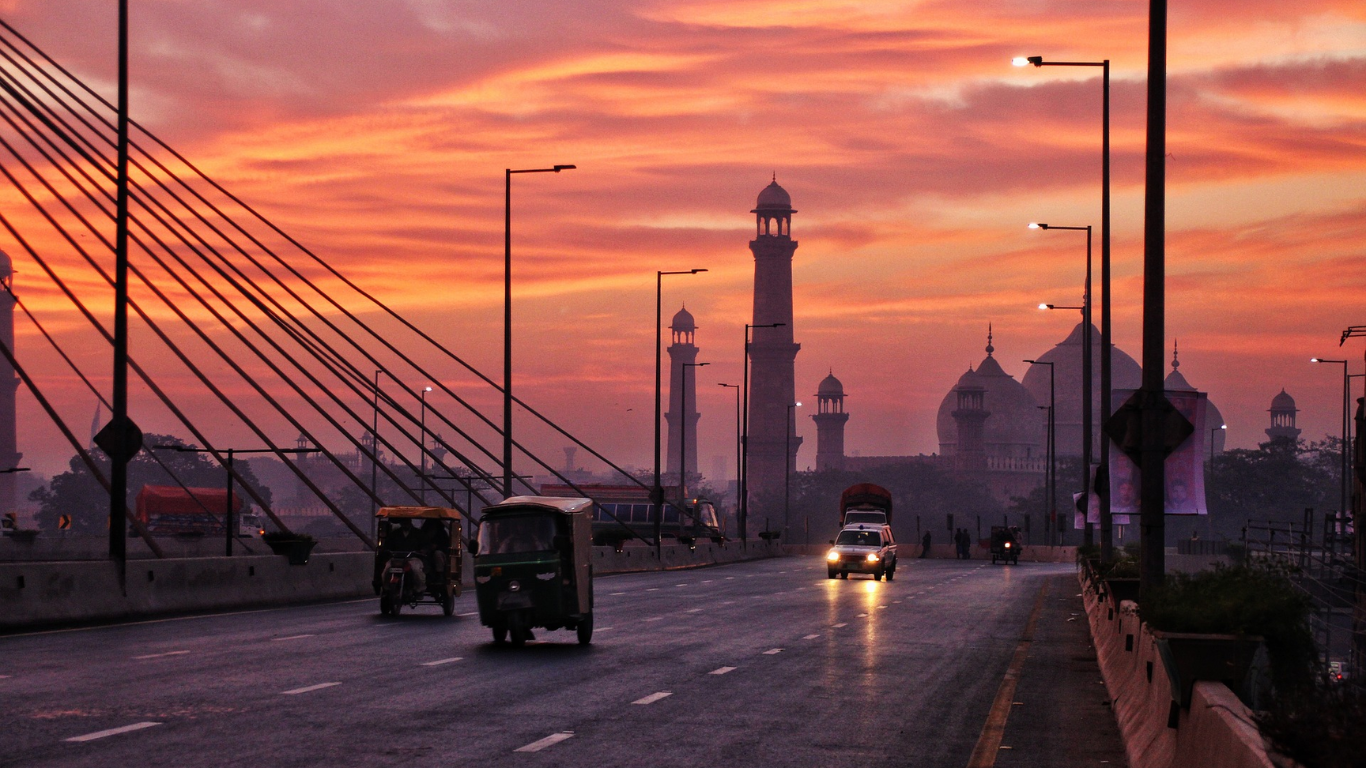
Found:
1266,389 -> 1301,444
746,178 -> 801,514
812,370 -> 848,471
952,367 -> 989,472
665,305 -> 700,483
0,250 -> 20,515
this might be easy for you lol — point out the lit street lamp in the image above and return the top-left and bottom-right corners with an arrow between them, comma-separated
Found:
505,164 -> 575,499
1311,357 -> 1350,523
419,386 -> 433,504
654,269 -> 706,556
1026,360 -> 1056,545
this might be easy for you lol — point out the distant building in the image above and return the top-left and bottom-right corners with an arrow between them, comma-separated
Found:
1164,342 -> 1226,455
811,371 -> 848,471
1265,389 -> 1301,444
665,306 -> 701,483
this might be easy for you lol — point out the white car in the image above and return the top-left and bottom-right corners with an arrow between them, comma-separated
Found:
826,523 -> 897,580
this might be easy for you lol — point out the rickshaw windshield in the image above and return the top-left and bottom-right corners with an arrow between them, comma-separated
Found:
479,513 -> 558,555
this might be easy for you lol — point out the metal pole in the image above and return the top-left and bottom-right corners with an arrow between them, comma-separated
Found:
109,0 -> 131,591
225,449 -> 234,557
371,370 -> 380,537
1343,364 -> 1350,527
1083,226 -> 1093,546
1139,0 -> 1169,594
741,325 -> 751,547
420,388 -> 429,504
785,402 -> 796,540
503,169 -> 513,499
654,272 -> 664,559
1099,60 -> 1114,563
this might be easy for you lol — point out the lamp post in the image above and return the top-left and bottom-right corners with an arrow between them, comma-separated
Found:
1311,358 -> 1350,523
785,402 -> 802,541
654,270 -> 706,558
1032,222 -> 1095,549
419,386 -> 433,504
718,383 -> 741,534
1209,423 -> 1225,540
680,362 -> 710,503
741,322 -> 785,547
154,445 -> 320,556
505,164 -> 575,499
1017,54 -> 1112,557
1026,360 -> 1056,545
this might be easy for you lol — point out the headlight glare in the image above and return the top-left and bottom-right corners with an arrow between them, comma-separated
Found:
866,553 -> 879,562
826,550 -> 840,562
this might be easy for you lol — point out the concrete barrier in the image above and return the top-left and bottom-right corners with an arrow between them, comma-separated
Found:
1,553 -> 372,631
1079,570 -> 1276,768
593,539 -> 783,575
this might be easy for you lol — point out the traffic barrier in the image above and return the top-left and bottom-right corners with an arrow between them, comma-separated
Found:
1079,570 -> 1276,768
0,553 -> 372,631
593,539 -> 784,575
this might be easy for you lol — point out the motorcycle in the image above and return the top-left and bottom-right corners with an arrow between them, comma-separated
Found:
379,550 -> 428,616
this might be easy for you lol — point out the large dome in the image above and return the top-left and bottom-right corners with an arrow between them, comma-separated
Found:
1021,321 -> 1142,458
937,333 -> 1045,459
753,179 -> 793,212
1164,346 -> 1226,453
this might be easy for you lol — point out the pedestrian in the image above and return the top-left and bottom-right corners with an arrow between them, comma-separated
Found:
920,530 -> 931,558
958,528 -> 969,559
952,528 -> 961,559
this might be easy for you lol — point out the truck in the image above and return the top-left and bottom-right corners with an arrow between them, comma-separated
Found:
839,483 -> 893,528
134,484 -> 249,536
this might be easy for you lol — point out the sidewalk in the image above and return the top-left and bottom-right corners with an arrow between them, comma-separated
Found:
993,573 -> 1129,767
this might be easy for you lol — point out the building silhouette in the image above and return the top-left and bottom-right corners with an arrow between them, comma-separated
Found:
665,305 -> 700,483
746,178 -> 801,517
812,371 -> 848,471
1164,341 -> 1226,455
1266,389 -> 1301,444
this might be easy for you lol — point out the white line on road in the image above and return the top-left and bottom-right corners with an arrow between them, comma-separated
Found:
833,622 -> 848,628
596,626 -> 613,632
710,666 -> 736,675
65,722 -> 161,742
802,634 -> 820,640
515,732 -> 575,753
856,613 -> 867,617
133,650 -> 190,660
686,608 -> 703,613
281,682 -> 341,695
725,576 -> 734,580
0,674 -> 9,679
420,657 -> 463,667
763,648 -> 783,655
272,634 -> 315,642
675,583 -> 688,587
646,588 -> 659,592
632,691 -> 673,705
457,612 -> 478,617
610,592 -> 626,596
701,580 -> 714,584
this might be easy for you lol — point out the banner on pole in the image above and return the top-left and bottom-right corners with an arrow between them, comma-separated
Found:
1108,389 -> 1208,517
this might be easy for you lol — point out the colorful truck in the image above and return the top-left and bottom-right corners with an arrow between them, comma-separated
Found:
839,483 -> 893,527
134,485 -> 247,536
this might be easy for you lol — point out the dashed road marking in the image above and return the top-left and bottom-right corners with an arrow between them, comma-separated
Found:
646,588 -> 660,592
710,666 -> 736,675
686,608 -> 703,613
281,682 -> 341,695
725,577 -> 734,580
645,617 -> 663,622
421,657 -> 463,667
596,627 -> 613,632
701,580 -> 714,584
802,634 -> 820,640
856,613 -> 867,617
133,650 -> 189,660
763,648 -> 783,655
457,612 -> 478,617
272,634 -> 314,642
632,691 -> 673,705
833,622 -> 848,628
515,732 -> 574,753
65,722 -> 161,742
610,592 -> 626,596
675,583 -> 688,587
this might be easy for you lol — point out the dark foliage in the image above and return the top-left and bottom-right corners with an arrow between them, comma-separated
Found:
1205,437 -> 1341,541
1257,677 -> 1365,768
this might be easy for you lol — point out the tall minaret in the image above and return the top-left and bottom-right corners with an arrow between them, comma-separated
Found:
746,178 -> 801,517
1266,389 -> 1301,444
665,305 -> 700,484
812,370 -> 848,471
0,250 -> 21,515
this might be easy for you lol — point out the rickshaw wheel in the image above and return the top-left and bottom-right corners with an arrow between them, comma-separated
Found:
379,594 -> 393,616
442,590 -> 456,617
577,613 -> 593,645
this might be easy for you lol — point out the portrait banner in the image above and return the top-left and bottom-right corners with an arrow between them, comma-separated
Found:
1108,389 -> 1208,517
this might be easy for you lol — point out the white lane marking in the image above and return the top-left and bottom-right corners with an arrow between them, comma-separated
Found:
675,583 -> 688,587
878,604 -> 888,609
778,571 -> 787,574
833,622 -> 848,628
646,588 -> 660,592
856,613 -> 867,617
272,634 -> 315,642
894,600 -> 903,604
686,608 -> 703,613
725,577 -> 734,580
701,580 -> 714,584
610,592 -> 627,596
632,691 -> 673,705
710,666 -> 736,675
133,650 -> 189,660
763,648 -> 783,655
281,682 -> 341,695
65,722 -> 161,742
802,634 -> 820,640
645,617 -> 663,622
596,626 -> 613,632
421,657 -> 463,667
457,612 -> 478,617
515,732 -> 575,753
0,674 -> 10,679
720,600 -> 735,605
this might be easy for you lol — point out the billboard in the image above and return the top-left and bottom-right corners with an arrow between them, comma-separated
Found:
1107,389 -> 1208,520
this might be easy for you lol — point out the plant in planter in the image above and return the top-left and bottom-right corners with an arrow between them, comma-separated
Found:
261,531 -> 317,565
1257,674 -> 1366,768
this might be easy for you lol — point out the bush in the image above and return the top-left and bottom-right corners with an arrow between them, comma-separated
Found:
1258,677 -> 1365,768
1140,565 -> 1315,692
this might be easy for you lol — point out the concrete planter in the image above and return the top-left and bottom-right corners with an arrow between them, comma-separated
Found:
1105,577 -> 1141,609
264,537 -> 317,565
1153,631 -> 1265,709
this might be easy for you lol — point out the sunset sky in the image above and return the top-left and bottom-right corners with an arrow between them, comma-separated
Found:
1,0 -> 1364,482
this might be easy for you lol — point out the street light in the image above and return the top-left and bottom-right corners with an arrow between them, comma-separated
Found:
784,402 -> 802,542
420,386 -> 433,504
1017,53 -> 1113,558
1026,360 -> 1056,545
505,164 -> 575,499
1208,423 -> 1225,540
655,269 -> 710,554
154,444 -> 320,556
1032,222 -> 1095,549
718,383 -> 741,535
680,362 -> 710,503
1311,358 -> 1350,523
741,322 -> 786,547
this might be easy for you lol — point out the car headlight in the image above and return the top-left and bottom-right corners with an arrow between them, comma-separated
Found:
826,550 -> 840,562
1004,542 -> 1011,548
866,553 -> 879,562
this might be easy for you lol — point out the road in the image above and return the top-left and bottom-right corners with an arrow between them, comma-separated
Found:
0,556 -> 1119,767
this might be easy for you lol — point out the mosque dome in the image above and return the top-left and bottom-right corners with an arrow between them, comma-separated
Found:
753,179 -> 793,212
1270,389 -> 1297,413
936,328 -> 1045,459
1164,343 -> 1226,452
670,305 -> 696,332
1021,321 -> 1143,458
817,371 -> 844,397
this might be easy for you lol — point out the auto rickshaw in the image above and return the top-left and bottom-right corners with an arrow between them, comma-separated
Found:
989,525 -> 1021,565
374,506 -> 464,616
471,496 -> 594,647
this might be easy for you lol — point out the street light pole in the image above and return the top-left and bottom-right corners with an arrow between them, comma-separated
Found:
680,362 -> 710,503
784,402 -> 802,541
1027,360 -> 1055,545
741,322 -> 785,547
505,164 -> 575,499
654,270 -> 706,557
718,383 -> 741,535
1032,223 -> 1094,548
1312,358 -> 1350,522
420,386 -> 432,505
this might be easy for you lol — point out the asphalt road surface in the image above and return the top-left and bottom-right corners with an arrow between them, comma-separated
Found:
0,556 -> 1123,767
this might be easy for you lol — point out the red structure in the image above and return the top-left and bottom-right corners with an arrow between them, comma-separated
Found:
135,485 -> 242,535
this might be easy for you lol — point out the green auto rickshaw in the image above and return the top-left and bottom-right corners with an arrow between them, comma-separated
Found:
472,496 -> 594,646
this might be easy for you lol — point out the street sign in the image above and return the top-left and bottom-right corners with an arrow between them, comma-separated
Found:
58,514 -> 71,530
94,417 -> 143,462
1104,391 -> 1193,464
